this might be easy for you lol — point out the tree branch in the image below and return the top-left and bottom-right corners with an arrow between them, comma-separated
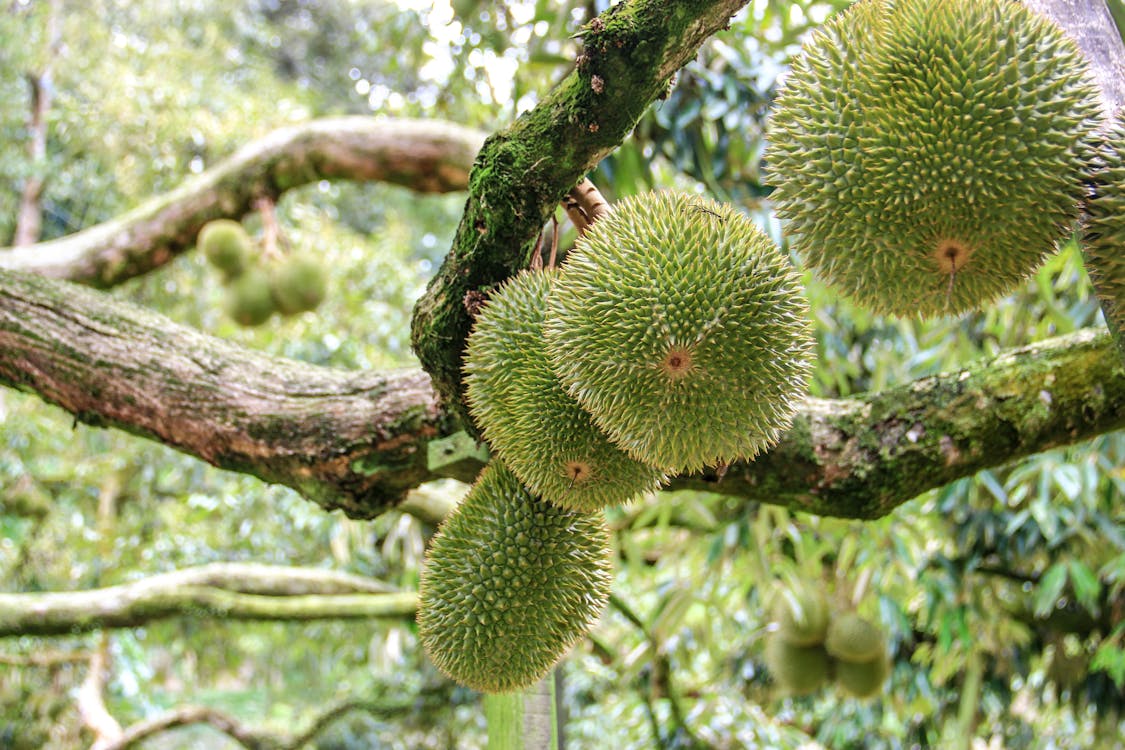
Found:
410,0 -> 751,426
0,117 -> 485,286
0,565 -> 418,637
2,267 -> 1121,520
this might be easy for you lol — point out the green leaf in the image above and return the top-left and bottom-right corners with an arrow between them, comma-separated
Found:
1066,560 -> 1101,613
1033,563 -> 1068,618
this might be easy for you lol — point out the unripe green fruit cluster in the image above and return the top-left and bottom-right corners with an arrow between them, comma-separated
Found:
766,587 -> 890,700
196,220 -> 328,327
464,190 -> 814,513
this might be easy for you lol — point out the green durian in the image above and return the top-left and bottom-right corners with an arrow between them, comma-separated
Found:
765,0 -> 1102,317
417,462 -> 613,693
835,653 -> 890,699
225,268 -> 276,327
198,219 -> 252,278
545,191 -> 814,474
465,270 -> 666,512
774,587 -> 830,647
1084,110 -> 1125,352
824,612 -> 884,664
270,254 -> 328,315
765,635 -> 830,696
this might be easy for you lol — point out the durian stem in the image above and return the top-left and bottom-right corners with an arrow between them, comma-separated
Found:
563,178 -> 612,236
253,195 -> 285,262
484,673 -> 560,750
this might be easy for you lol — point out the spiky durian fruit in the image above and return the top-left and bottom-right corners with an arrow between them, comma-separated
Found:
765,0 -> 1102,317
198,219 -> 252,278
774,587 -> 830,647
835,653 -> 890,699
1084,110 -> 1125,352
465,270 -> 666,512
824,612 -> 885,664
545,191 -> 813,473
270,255 -> 328,315
417,462 -> 613,693
225,268 -> 276,326
765,635 -> 831,696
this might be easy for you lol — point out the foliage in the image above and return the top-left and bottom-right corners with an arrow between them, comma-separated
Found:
1,0 -> 1122,747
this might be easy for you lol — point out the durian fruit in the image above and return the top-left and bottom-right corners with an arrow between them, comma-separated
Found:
765,0 -> 1102,317
417,462 -> 613,693
198,219 -> 252,278
545,190 -> 814,473
1083,110 -> 1125,352
774,586 -> 830,647
834,653 -> 890,699
465,270 -> 666,512
224,268 -> 276,327
824,611 -> 884,664
764,635 -> 831,696
270,254 -> 328,315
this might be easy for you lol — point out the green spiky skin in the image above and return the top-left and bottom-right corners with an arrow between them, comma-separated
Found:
270,255 -> 328,315
198,219 -> 252,278
835,654 -> 890,699
765,636 -> 830,696
765,0 -> 1102,317
775,587 -> 830,647
465,271 -> 666,512
825,612 -> 885,663
417,462 -> 613,693
1084,110 -> 1125,355
545,191 -> 813,474
225,268 -> 276,327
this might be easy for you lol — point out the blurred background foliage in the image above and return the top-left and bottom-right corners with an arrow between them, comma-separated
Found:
1,0 -> 1122,748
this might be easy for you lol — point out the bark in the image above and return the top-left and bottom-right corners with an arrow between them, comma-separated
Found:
0,565 -> 418,637
11,0 -> 60,247
2,266 -> 1121,520
410,0 -> 751,426
0,117 -> 486,286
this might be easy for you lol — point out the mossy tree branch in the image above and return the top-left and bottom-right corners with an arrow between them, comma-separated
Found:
409,0 -> 750,425
2,267 -> 1121,520
0,563 -> 418,637
0,117 -> 486,287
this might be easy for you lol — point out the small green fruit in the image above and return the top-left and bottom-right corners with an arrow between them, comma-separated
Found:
765,0 -> 1101,316
225,269 -> 276,327
765,636 -> 830,696
835,654 -> 890,699
545,190 -> 813,473
417,462 -> 613,693
775,588 -> 830,647
825,612 -> 884,663
465,270 -> 666,512
198,219 -> 252,278
270,255 -> 328,315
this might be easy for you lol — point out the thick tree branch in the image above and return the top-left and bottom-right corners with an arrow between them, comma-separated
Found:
0,117 -> 485,286
0,569 -> 419,637
2,268 -> 1121,520
410,0 -> 750,425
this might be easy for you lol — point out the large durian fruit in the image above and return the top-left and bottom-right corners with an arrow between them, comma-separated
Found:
545,190 -> 814,474
765,0 -> 1102,317
1084,110 -> 1125,353
465,270 -> 666,512
417,462 -> 613,693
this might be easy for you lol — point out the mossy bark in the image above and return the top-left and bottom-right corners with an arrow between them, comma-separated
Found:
0,117 -> 485,287
409,0 -> 751,428
3,268 -> 1121,521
